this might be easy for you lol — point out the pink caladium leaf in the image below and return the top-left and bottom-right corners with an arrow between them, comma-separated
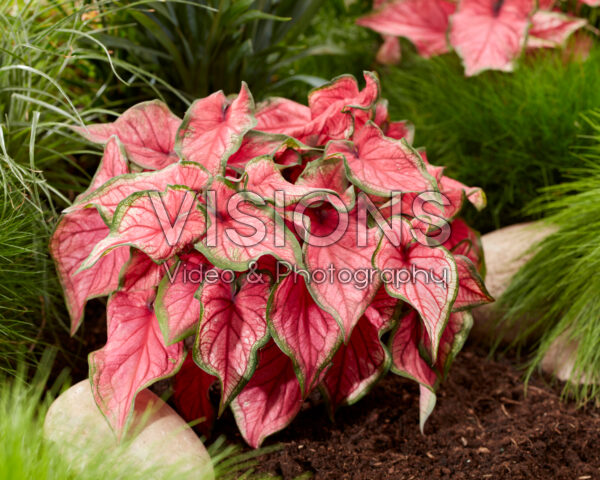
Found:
377,35 -> 402,64
230,340 -> 303,448
81,186 -> 206,269
176,83 -> 256,175
302,206 -> 382,340
321,288 -> 398,413
527,10 -> 586,49
255,97 -> 312,138
74,101 -> 181,170
89,289 -> 184,436
268,273 -> 342,396
443,218 -> 484,272
449,0 -> 535,76
196,178 -> 303,271
384,121 -> 415,144
357,0 -> 456,58
436,310 -> 473,377
79,136 -> 129,199
119,249 -> 171,293
307,72 -> 380,144
295,156 -> 355,209
227,131 -> 304,172
173,354 -> 217,436
155,251 -> 209,345
452,255 -> 494,311
374,217 -> 458,362
389,309 -> 437,388
66,161 -> 210,223
50,208 -> 129,334
242,156 -> 338,206
194,274 -> 271,412
439,175 -> 487,213
325,122 -> 436,196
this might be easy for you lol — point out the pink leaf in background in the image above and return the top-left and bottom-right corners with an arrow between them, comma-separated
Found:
90,289 -> 184,436
50,208 -> 128,334
376,35 -> 402,65
177,83 -> 256,174
80,136 -> 129,198
74,101 -> 181,170
449,0 -> 535,76
231,340 -> 303,448
357,0 -> 455,58
452,255 -> 494,311
194,275 -> 271,411
527,10 -> 586,49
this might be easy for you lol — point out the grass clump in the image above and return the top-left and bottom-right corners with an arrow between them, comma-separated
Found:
494,112 -> 600,403
382,44 -> 600,232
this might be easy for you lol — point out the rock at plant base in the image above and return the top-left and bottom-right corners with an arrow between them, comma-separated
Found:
471,221 -> 557,342
44,380 -> 214,480
471,221 -> 594,386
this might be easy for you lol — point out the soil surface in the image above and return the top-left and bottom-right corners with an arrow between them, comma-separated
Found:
215,342 -> 600,480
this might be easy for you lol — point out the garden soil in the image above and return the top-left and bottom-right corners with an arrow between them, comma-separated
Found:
215,343 -> 600,480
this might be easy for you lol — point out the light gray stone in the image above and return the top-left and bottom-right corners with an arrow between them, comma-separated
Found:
471,221 -> 557,342
44,380 -> 214,479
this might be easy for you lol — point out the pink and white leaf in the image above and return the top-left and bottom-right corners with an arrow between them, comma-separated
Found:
50,208 -> 129,334
89,289 -> 184,436
357,0 -> 455,58
527,10 -> 586,49
81,186 -> 206,269
194,275 -> 271,411
176,83 -> 256,174
449,0 -> 535,76
73,100 -> 181,170
268,273 -> 342,396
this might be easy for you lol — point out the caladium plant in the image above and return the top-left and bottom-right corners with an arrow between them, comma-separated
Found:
51,72 -> 493,448
357,0 -> 591,76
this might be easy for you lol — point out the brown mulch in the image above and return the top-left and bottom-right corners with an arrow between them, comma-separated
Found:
215,343 -> 600,480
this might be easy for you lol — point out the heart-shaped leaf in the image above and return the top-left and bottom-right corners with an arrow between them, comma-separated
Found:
527,10 -> 586,49
449,0 -> 535,76
268,273 -> 342,396
81,186 -> 206,269
230,340 -> 302,448
194,274 -> 271,412
357,0 -> 456,58
176,83 -> 256,175
74,101 -> 181,170
50,208 -> 129,334
89,289 -> 184,436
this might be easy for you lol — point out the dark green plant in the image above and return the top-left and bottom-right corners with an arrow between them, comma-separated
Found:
494,113 -> 600,403
96,0 -> 339,106
382,43 -> 600,232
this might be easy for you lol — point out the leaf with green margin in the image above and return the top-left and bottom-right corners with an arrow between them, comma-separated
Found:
89,289 -> 185,437
73,100 -> 181,170
374,217 -> 458,362
268,272 -> 342,397
155,251 -> 209,345
195,178 -> 303,272
50,208 -> 129,335
320,287 -> 398,415
194,274 -> 271,414
325,121 -> 436,196
230,340 -> 302,448
65,161 -> 210,224
176,82 -> 256,175
80,186 -> 206,270
452,255 -> 493,311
